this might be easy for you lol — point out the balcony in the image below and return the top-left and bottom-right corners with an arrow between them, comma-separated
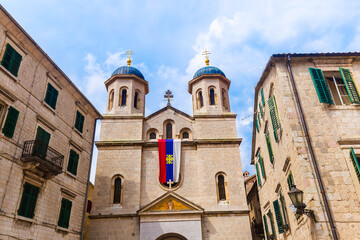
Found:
21,140 -> 64,179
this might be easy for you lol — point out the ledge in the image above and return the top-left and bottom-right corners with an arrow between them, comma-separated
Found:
15,215 -> 36,224
41,101 -> 57,115
204,210 -> 250,215
194,138 -> 242,145
0,64 -> 18,82
89,213 -> 138,219
36,114 -> 56,131
193,113 -> 237,118
95,140 -> 145,147
102,114 -> 144,120
0,84 -> 17,102
56,226 -> 70,233
328,104 -> 360,110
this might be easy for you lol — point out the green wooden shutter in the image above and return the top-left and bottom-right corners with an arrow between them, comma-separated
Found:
10,50 -> 22,76
273,199 -> 285,234
18,182 -> 39,218
67,149 -> 79,176
75,111 -> 84,133
255,163 -> 261,186
255,117 -> 259,132
258,113 -> 261,126
287,172 -> 294,191
44,83 -> 59,109
34,127 -> 51,157
350,148 -> 360,182
339,68 -> 360,104
268,95 -> 281,142
280,192 -> 288,228
2,106 -> 19,138
1,44 -> 22,77
265,133 -> 274,163
268,211 -> 276,239
259,153 -> 266,179
261,88 -> 265,106
263,215 -> 270,240
1,44 -> 13,69
58,198 -> 72,228
308,68 -> 333,104
259,103 -> 263,118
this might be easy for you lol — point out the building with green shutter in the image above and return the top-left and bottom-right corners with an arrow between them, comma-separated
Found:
0,5 -> 101,239
251,53 -> 360,240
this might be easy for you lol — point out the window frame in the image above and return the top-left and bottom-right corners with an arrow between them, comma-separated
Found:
2,105 -> 19,138
17,182 -> 40,219
1,43 -> 22,77
215,172 -> 229,203
67,149 -> 79,176
74,110 -> 85,133
111,175 -> 124,205
57,198 -> 72,229
108,89 -> 114,110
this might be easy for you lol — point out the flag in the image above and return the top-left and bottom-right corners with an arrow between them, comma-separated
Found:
158,139 -> 181,184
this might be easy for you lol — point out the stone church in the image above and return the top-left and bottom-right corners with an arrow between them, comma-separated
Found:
89,56 -> 251,239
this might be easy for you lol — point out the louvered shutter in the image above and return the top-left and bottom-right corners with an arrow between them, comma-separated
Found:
10,50 -> 22,76
67,150 -> 79,176
268,95 -> 281,141
265,133 -> 274,163
259,153 -> 266,179
2,106 -> 19,138
350,148 -> 360,182
255,118 -> 259,132
1,44 -> 13,69
280,193 -> 288,228
273,200 -> 285,234
263,215 -> 270,240
287,172 -> 294,191
261,88 -> 265,106
18,182 -> 39,218
75,111 -> 84,133
309,68 -> 333,104
268,211 -> 276,239
340,68 -> 360,104
255,163 -> 261,186
259,103 -> 263,118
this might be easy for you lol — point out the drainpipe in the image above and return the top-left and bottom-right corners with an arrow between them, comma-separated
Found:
286,54 -> 338,240
80,118 -> 99,240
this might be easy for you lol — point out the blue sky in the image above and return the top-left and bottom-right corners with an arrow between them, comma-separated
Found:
3,0 -> 360,183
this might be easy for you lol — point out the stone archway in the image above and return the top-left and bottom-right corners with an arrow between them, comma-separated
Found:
156,233 -> 188,240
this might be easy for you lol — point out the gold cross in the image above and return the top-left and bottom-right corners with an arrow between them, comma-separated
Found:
126,49 -> 134,66
167,179 -> 174,190
202,49 -> 211,66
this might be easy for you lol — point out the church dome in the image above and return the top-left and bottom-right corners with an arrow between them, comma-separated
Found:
193,66 -> 226,79
111,66 -> 145,80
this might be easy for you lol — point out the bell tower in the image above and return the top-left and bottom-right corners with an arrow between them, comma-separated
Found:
105,49 -> 149,117
188,50 -> 231,116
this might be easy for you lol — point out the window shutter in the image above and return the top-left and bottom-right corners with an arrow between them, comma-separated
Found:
265,133 -> 274,163
287,172 -> 294,191
268,95 -> 281,132
34,127 -> 51,157
259,153 -> 266,179
273,199 -> 285,234
45,83 -> 58,109
75,111 -> 84,133
350,148 -> 360,182
10,50 -> 22,76
255,163 -> 261,186
1,44 -> 13,69
258,114 -> 261,126
280,193 -> 288,228
259,103 -> 263,118
263,215 -> 270,240
339,68 -> 360,104
268,211 -> 276,239
67,150 -> 79,176
58,198 -> 72,228
255,117 -> 259,132
18,182 -> 39,219
308,68 -> 333,104
2,106 -> 19,138
261,88 -> 265,106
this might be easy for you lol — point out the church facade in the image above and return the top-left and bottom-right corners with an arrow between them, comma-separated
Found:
89,58 -> 252,239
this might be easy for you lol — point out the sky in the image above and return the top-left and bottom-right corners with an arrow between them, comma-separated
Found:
3,0 -> 360,183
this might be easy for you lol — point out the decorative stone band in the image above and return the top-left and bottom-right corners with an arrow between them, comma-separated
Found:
95,138 -> 242,148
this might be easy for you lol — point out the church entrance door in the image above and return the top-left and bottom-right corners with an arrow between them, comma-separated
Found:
156,233 -> 187,240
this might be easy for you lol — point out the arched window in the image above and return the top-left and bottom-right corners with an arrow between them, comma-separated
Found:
197,90 -> 204,109
218,175 -> 226,201
209,88 -> 216,105
150,132 -> 156,139
108,90 -> 114,110
120,89 -> 127,106
166,123 -> 172,139
182,132 -> 189,139
134,91 -> 139,109
222,89 -> 228,109
113,177 -> 121,204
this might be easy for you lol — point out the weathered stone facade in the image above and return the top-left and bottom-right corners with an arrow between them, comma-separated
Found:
252,53 -> 360,240
89,63 -> 252,239
0,5 -> 100,240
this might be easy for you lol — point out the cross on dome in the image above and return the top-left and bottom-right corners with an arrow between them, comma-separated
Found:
202,49 -> 211,66
126,49 -> 134,66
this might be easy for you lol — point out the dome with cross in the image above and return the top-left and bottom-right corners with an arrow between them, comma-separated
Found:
111,66 -> 145,80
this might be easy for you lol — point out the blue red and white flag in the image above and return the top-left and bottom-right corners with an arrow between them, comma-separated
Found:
158,139 -> 181,184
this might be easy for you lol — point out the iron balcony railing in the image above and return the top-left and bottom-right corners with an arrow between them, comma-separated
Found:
22,140 -> 64,172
